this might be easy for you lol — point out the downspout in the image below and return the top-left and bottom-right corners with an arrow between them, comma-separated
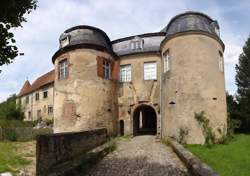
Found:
160,52 -> 163,138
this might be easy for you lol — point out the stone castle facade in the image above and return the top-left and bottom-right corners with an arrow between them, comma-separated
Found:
17,11 -> 227,144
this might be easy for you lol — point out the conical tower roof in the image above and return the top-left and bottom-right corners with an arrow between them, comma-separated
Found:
18,80 -> 31,97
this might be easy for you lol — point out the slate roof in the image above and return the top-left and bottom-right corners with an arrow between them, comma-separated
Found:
162,11 -> 219,37
18,70 -> 55,97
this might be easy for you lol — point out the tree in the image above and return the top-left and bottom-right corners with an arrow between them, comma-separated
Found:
235,35 -> 250,132
0,0 -> 37,69
0,94 -> 24,120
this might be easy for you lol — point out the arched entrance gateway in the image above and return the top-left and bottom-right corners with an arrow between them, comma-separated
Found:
133,104 -> 157,136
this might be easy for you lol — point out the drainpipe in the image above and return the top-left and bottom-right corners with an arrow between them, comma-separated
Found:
160,52 -> 163,138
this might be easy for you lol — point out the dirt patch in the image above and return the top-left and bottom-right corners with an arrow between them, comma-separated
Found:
15,141 -> 36,176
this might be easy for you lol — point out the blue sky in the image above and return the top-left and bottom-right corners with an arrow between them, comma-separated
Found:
0,0 -> 249,102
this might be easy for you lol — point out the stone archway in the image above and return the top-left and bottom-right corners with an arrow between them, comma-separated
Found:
133,104 -> 157,136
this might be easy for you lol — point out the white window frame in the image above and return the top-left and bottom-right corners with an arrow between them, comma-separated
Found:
130,37 -> 144,50
120,64 -> 132,82
163,50 -> 170,72
219,52 -> 224,72
103,59 -> 111,79
59,59 -> 69,80
144,62 -> 157,80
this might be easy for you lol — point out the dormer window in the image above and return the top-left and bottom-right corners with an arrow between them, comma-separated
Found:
130,36 -> 144,50
211,21 -> 220,36
60,34 -> 70,47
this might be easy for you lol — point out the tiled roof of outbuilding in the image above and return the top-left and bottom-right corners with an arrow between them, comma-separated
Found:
18,70 -> 55,97
18,80 -> 31,97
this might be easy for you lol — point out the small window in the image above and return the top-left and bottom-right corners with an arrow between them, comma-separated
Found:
144,62 -> 157,80
211,21 -> 220,36
163,50 -> 170,72
35,92 -> 39,101
48,106 -> 53,114
59,59 -> 69,80
37,110 -> 41,119
43,91 -> 48,99
25,96 -> 29,104
60,34 -> 70,47
103,59 -> 111,79
28,111 -> 31,119
130,37 -> 144,50
120,65 -> 131,82
219,52 -> 224,72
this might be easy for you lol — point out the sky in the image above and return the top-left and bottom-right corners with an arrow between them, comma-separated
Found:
0,0 -> 249,102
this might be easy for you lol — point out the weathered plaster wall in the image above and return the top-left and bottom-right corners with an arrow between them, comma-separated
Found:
161,34 -> 227,144
53,49 -> 117,135
118,53 -> 161,136
19,85 -> 54,121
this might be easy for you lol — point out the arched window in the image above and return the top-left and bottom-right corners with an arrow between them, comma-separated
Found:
163,50 -> 170,72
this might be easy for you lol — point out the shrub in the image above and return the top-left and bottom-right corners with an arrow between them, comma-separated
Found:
179,127 -> 189,144
194,111 -> 215,146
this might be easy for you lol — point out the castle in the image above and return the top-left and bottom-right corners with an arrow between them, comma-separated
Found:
17,11 -> 227,144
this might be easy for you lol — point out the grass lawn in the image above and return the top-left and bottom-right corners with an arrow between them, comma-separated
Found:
185,134 -> 250,176
0,141 -> 35,175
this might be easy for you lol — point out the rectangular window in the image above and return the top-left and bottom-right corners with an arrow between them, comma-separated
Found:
35,92 -> 39,101
144,62 -> 157,80
103,59 -> 111,79
37,110 -> 41,119
219,52 -> 224,72
59,59 -> 69,80
25,96 -> 29,104
48,106 -> 53,114
163,50 -> 170,72
43,91 -> 48,99
28,111 -> 31,119
120,65 -> 131,82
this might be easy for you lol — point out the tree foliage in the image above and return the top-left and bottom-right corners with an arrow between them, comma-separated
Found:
235,35 -> 250,132
0,0 -> 37,68
0,94 -> 24,120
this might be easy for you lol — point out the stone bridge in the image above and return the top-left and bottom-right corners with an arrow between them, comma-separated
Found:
36,129 -> 218,176
86,135 -> 189,176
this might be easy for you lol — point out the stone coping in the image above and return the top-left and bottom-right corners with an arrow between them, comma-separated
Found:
168,138 -> 219,176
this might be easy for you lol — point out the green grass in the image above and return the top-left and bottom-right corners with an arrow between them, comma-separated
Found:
0,142 -> 31,174
185,134 -> 250,176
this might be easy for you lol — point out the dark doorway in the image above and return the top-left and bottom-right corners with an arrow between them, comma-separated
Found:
120,120 -> 124,136
133,105 -> 157,135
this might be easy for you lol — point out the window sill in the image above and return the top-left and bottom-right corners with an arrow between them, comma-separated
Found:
144,79 -> 157,81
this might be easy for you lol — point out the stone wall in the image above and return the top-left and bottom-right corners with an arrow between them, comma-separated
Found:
19,84 -> 54,121
53,49 -> 118,135
36,128 -> 107,176
118,53 -> 161,136
161,34 -> 227,144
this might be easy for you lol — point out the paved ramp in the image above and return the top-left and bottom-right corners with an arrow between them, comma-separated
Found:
86,135 -> 189,176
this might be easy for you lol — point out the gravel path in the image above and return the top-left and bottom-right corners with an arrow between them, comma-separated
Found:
86,135 -> 189,176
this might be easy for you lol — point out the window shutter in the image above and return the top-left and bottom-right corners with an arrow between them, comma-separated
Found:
112,60 -> 120,81
96,56 -> 104,78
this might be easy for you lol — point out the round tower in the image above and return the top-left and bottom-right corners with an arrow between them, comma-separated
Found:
52,25 -> 118,135
160,12 -> 227,144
